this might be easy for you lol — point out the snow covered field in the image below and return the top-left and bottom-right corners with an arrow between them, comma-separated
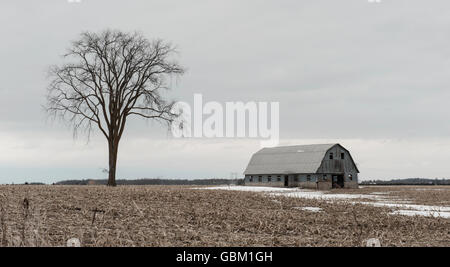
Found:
197,186 -> 450,219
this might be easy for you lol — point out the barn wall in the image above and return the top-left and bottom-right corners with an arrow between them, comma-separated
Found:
344,171 -> 359,188
298,181 -> 317,189
318,146 -> 357,174
245,172 -> 358,189
296,174 -> 318,182
297,174 -> 318,189
282,174 -> 298,187
317,181 -> 332,190
313,174 -> 333,190
245,173 -> 353,190
344,181 -> 358,189
245,174 -> 324,189
244,175 -> 285,187
317,145 -> 359,185
343,171 -> 359,189
244,145 -> 360,190
244,174 -> 301,187
244,181 -> 285,187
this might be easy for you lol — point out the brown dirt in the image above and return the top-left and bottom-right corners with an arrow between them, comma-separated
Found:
0,185 -> 448,247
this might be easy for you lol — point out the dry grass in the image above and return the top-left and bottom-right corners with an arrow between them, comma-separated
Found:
0,185 -> 448,247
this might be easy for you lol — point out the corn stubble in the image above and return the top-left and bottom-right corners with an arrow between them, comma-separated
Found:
0,185 -> 448,247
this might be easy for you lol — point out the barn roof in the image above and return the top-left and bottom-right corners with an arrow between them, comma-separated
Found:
244,144 -> 338,175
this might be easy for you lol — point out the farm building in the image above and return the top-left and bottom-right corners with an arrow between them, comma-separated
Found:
243,144 -> 359,190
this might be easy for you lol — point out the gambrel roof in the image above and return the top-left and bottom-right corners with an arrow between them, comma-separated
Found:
244,144 -> 358,175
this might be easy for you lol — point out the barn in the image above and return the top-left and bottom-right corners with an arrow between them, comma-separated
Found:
243,144 -> 359,190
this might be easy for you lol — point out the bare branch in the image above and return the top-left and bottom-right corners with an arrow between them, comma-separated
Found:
45,29 -> 185,186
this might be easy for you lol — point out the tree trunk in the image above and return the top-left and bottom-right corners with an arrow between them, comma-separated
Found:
107,141 -> 119,187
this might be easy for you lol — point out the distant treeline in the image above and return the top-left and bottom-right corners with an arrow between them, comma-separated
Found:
54,178 -> 245,186
12,177 -> 450,186
360,178 -> 450,185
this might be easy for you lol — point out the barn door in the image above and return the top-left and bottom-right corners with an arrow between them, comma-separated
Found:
284,176 -> 289,187
332,175 -> 337,188
337,175 -> 344,188
332,175 -> 344,188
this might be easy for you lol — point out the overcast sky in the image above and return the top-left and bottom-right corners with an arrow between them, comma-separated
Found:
1,0 -> 450,183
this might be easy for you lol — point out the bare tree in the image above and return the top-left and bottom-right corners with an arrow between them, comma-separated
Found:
46,30 -> 184,186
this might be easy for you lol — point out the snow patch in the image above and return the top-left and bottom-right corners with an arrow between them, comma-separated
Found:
358,202 -> 450,212
293,207 -> 323,213
196,185 -> 299,193
194,185 -> 450,219
274,191 -> 387,200
370,192 -> 392,195
389,210 -> 450,219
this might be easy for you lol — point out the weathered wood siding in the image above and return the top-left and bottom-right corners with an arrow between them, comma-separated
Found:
244,144 -> 359,189
317,145 -> 359,188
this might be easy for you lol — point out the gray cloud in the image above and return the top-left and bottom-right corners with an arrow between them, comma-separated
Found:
1,0 -> 450,183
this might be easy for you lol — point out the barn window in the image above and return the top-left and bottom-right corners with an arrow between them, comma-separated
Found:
277,176 -> 281,181
258,176 -> 262,182
329,153 -> 334,160
307,175 -> 311,181
341,153 -> 345,160
249,176 -> 253,182
268,176 -> 272,182
349,174 -> 353,181
323,174 -> 328,181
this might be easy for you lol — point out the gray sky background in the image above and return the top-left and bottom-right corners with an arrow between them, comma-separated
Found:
1,0 -> 450,183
